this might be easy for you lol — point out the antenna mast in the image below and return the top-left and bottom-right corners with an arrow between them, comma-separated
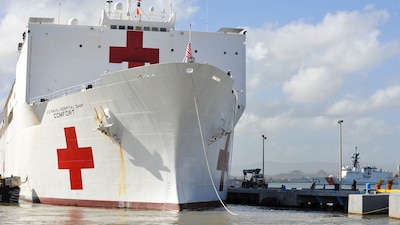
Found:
58,2 -> 61,24
126,0 -> 131,19
206,0 -> 208,31
106,1 -> 113,17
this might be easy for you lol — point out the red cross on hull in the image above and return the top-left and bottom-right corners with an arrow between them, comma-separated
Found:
57,127 -> 94,190
109,31 -> 159,68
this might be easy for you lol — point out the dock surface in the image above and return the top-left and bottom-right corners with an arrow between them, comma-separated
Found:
227,187 -> 358,210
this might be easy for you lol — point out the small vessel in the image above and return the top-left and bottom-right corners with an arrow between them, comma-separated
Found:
340,148 -> 396,185
0,1 -> 246,210
310,147 -> 397,186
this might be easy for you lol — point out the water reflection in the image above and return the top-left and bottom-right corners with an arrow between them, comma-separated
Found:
0,202 -> 395,225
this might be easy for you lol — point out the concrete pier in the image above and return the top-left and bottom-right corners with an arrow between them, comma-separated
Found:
228,186 -> 400,220
348,194 -> 389,215
227,187 -> 357,210
389,194 -> 400,219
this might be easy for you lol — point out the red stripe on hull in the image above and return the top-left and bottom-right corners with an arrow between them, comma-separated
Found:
19,195 -> 221,211
325,177 -> 336,185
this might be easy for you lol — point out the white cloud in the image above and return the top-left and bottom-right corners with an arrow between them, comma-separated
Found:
308,116 -> 335,131
326,99 -> 369,115
236,110 -> 297,136
283,66 -> 342,103
234,5 -> 400,170
370,85 -> 400,108
326,85 -> 400,116
247,42 -> 268,61
245,6 -> 399,96
345,117 -> 396,149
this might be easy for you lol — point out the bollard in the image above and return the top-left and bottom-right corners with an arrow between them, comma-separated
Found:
366,183 -> 370,194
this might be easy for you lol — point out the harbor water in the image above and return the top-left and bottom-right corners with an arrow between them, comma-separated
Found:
0,202 -> 397,225
1,183 -> 399,224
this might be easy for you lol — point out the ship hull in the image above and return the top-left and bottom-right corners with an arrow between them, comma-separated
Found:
1,63 -> 237,210
310,171 -> 397,186
342,171 -> 397,185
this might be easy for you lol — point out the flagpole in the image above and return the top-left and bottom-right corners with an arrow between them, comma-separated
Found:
206,0 -> 209,31
189,23 -> 192,42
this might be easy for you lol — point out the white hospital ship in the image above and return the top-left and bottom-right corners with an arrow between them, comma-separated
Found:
0,1 -> 246,210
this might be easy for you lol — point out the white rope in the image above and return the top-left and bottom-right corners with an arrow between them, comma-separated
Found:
190,74 -> 238,216
362,206 -> 389,215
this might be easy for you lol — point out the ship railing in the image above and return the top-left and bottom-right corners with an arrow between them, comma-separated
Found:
28,79 -> 101,104
109,11 -> 170,22
105,2 -> 174,23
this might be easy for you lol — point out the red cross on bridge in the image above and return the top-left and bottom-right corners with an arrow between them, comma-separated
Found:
217,134 -> 231,191
109,31 -> 159,68
57,127 -> 94,190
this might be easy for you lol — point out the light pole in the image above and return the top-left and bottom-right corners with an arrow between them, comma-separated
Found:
338,120 -> 344,191
261,135 -> 267,182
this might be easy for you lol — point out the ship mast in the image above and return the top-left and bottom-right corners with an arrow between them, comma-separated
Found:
106,0 -> 113,17
351,146 -> 360,170
126,0 -> 131,19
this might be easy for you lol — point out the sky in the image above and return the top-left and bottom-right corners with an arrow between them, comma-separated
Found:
1,0 -> 400,176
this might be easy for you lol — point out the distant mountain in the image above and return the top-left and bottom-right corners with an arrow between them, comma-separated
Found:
230,161 -> 337,178
271,169 -> 330,179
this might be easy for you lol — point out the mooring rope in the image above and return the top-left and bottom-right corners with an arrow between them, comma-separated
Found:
190,72 -> 237,216
362,206 -> 389,215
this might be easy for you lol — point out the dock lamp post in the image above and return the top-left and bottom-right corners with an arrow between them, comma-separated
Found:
262,135 -> 267,182
338,120 -> 344,191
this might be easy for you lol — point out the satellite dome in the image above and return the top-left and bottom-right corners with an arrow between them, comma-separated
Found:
114,2 -> 123,11
68,18 -> 78,25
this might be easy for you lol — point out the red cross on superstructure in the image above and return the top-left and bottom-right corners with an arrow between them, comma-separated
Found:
109,31 -> 159,68
217,133 -> 231,191
57,127 -> 94,190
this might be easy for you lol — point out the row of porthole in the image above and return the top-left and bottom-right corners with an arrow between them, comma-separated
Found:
75,44 -> 240,56
75,43 -> 241,56
170,48 -> 239,55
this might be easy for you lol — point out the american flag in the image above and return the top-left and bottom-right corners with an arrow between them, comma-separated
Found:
185,41 -> 192,59
136,0 -> 141,15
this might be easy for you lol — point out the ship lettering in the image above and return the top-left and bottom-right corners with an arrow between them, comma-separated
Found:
46,104 -> 82,118
54,109 -> 75,118
60,106 -> 74,111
